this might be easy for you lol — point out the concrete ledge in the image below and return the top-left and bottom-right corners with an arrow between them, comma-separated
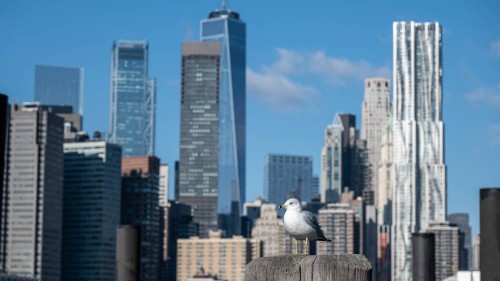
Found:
244,255 -> 372,281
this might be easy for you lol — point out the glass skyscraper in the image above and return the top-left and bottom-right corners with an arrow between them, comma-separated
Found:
391,21 -> 446,281
264,154 -> 314,206
34,65 -> 84,115
200,6 -> 246,217
109,41 -> 156,157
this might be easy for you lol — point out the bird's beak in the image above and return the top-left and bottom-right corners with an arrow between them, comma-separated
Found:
279,204 -> 286,209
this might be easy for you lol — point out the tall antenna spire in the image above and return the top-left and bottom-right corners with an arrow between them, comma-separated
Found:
221,0 -> 227,10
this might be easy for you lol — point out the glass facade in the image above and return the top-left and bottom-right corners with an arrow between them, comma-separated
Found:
109,41 -> 156,157
264,154 -> 314,207
201,9 -> 246,217
34,65 -> 84,115
391,21 -> 446,281
62,141 -> 122,281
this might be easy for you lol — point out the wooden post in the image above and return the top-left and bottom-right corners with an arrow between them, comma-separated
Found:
244,255 -> 372,281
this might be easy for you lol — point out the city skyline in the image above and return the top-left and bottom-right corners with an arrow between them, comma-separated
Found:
1,0 -> 499,240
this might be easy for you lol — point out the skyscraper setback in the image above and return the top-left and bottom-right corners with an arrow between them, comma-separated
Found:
109,41 -> 156,157
391,21 -> 446,281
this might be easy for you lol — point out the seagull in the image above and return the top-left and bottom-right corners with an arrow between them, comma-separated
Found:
279,198 -> 331,255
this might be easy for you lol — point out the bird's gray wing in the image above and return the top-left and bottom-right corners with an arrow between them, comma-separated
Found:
301,211 -> 329,241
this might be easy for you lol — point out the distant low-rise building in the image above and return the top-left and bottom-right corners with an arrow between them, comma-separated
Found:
251,204 -> 287,256
177,231 -> 260,281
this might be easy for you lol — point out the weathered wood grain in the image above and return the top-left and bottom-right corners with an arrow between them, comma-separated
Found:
244,255 -> 372,281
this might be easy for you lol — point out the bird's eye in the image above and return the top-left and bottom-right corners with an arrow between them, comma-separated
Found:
290,202 -> 294,205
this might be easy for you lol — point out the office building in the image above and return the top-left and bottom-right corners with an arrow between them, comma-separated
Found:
472,234 -> 480,271
448,213 -> 472,270
321,114 -> 366,203
201,4 -> 246,216
159,164 -> 169,207
241,197 -> 266,238
251,204 -> 287,256
121,156 -> 161,281
178,41 -> 221,237
361,78 -> 391,192
391,21 -> 447,281
0,273 -> 38,281
317,204 -> 354,255
109,41 -> 156,156
377,225 -> 391,281
0,94 -> 7,237
426,222 -> 459,280
2,103 -> 64,280
62,139 -> 122,280
34,65 -> 84,115
264,154 -> 314,206
165,201 -> 199,281
480,188 -> 500,281
177,231 -> 260,281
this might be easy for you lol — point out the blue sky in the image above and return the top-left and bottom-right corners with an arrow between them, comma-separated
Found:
1,0 -> 499,236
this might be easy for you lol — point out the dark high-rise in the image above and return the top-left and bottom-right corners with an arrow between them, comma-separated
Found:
34,65 -> 84,115
448,213 -> 472,270
480,188 -> 500,281
121,156 -> 161,281
178,41 -> 221,237
62,139 -> 122,280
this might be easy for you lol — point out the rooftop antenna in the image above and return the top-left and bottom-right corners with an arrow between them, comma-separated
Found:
221,0 -> 227,11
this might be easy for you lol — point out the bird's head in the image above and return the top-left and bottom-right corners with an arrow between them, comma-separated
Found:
279,198 -> 302,211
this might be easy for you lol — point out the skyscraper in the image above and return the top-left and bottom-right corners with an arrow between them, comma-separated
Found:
2,103 -> 64,280
317,204 -> 354,255
321,114 -> 366,203
391,21 -> 446,281
62,139 -> 122,280
264,154 -> 314,205
480,188 -> 500,281
448,213 -> 472,270
361,78 -> 391,192
121,156 -> 161,281
178,41 -> 221,237
251,204 -> 287,257
109,41 -> 156,156
426,222 -> 459,280
200,4 -> 246,214
34,65 -> 84,115
159,164 -> 169,207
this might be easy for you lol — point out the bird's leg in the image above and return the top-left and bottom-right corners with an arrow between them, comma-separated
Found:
303,238 -> 309,255
295,239 -> 299,255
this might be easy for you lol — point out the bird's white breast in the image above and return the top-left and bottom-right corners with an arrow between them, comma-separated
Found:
283,210 -> 316,240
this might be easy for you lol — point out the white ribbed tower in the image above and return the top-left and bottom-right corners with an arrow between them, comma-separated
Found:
391,21 -> 447,281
